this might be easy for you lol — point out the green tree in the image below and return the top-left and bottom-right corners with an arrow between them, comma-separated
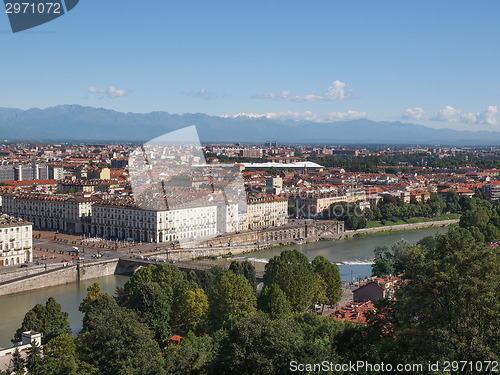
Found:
213,313 -> 304,374
178,288 -> 209,331
460,207 -> 490,229
12,348 -> 24,374
312,255 -> 342,305
42,332 -> 98,375
330,202 -> 366,229
445,189 -> 460,212
371,257 -> 394,277
208,271 -> 257,330
258,284 -> 292,319
417,235 -> 438,251
377,228 -> 500,364
14,297 -> 71,344
163,332 -> 215,375
458,194 -> 475,212
121,264 -> 193,327
229,260 -> 257,291
78,294 -> 165,375
25,342 -> 43,375
429,193 -> 446,216
263,250 -> 316,312
79,282 -> 102,314
313,273 -> 329,307
44,333 -> 76,358
288,199 -> 298,218
197,266 -> 224,295
128,282 -> 172,347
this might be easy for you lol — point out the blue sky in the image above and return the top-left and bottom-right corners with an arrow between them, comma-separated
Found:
1,0 -> 499,130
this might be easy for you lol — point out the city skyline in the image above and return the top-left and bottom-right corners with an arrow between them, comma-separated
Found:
1,1 -> 499,132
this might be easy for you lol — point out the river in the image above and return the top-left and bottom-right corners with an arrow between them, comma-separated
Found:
191,226 -> 449,282
0,226 -> 447,348
0,275 -> 129,348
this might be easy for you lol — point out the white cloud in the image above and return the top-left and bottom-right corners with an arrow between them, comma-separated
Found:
88,86 -> 131,99
402,107 -> 427,121
430,105 -> 498,126
477,105 -> 498,125
460,112 -> 477,124
432,105 -> 460,123
255,80 -> 351,102
182,88 -> 222,100
221,110 -> 368,123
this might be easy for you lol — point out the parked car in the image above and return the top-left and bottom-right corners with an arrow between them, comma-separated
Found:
136,255 -> 144,260
20,264 -> 28,268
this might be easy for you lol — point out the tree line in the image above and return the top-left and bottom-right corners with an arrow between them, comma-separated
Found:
5,251 -> 345,375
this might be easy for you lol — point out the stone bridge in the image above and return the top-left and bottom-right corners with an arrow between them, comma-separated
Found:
117,258 -> 264,282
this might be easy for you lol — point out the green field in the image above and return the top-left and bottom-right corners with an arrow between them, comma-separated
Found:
366,213 -> 461,229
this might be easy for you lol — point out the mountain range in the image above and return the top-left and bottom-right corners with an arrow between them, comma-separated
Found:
1,105 -> 499,145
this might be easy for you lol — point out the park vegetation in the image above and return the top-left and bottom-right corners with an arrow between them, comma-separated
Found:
331,189 -> 479,230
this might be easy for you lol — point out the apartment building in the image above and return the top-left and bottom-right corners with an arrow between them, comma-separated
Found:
88,200 -> 221,243
0,214 -> 33,267
1,193 -> 96,233
482,182 -> 500,200
246,193 -> 288,229
290,192 -> 348,218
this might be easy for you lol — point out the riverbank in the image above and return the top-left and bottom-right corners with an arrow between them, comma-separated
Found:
190,226 -> 450,279
344,218 -> 458,239
0,219 -> 457,297
0,259 -> 120,297
364,213 -> 461,229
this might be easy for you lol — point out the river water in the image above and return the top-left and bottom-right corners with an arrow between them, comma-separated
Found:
0,226 -> 447,348
191,226 -> 449,282
0,275 -> 129,348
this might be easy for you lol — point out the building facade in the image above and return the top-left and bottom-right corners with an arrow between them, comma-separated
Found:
0,214 -> 33,267
246,194 -> 288,229
1,193 -> 96,233
88,202 -> 221,243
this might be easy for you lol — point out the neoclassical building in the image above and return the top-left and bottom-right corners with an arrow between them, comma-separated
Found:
246,193 -> 288,229
1,193 -> 97,233
0,214 -> 33,267
88,201 -> 221,243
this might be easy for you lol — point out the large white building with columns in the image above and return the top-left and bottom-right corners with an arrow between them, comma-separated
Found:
88,200 -> 234,243
0,191 -> 289,244
1,193 -> 96,234
0,214 -> 33,267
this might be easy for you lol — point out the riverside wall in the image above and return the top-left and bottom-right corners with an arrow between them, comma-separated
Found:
340,219 -> 459,239
0,263 -> 64,283
0,259 -> 119,296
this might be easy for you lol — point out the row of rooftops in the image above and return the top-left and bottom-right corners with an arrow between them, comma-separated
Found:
0,213 -> 29,227
1,191 -> 275,210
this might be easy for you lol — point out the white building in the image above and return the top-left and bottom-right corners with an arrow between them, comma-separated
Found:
89,200 -> 223,243
1,193 -> 97,233
0,214 -> 33,267
246,193 -> 288,229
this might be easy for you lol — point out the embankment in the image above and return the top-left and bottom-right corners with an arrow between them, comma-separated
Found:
0,259 -> 119,296
343,219 -> 459,238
